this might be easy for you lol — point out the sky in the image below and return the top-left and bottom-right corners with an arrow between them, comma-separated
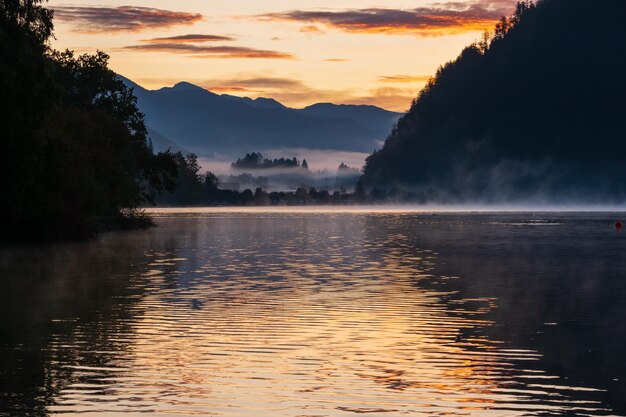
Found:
47,0 -> 519,112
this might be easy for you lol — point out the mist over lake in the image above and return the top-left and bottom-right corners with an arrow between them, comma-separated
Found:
4,0 -> 626,415
2,209 -> 625,416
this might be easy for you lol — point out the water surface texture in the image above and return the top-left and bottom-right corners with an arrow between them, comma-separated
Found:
1,209 -> 625,416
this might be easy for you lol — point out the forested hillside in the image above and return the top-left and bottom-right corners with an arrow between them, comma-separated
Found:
362,0 -> 626,203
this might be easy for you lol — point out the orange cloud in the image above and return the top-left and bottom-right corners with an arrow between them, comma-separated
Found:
142,34 -> 235,43
258,1 -> 517,36
122,43 -> 294,59
346,87 -> 417,112
202,76 -> 307,91
208,86 -> 255,93
378,75 -> 432,83
53,6 -> 203,33
199,75 -> 413,111
299,25 -> 325,34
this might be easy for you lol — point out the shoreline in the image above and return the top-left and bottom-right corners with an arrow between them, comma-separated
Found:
144,205 -> 626,215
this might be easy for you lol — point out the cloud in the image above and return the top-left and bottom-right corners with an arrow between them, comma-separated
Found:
125,33 -> 292,59
142,34 -> 235,43
344,87 -> 418,112
299,25 -> 325,34
53,6 -> 203,33
257,0 -> 518,36
209,86 -> 254,93
203,76 -> 307,90
378,75 -> 432,83
122,44 -> 294,59
324,58 -> 349,62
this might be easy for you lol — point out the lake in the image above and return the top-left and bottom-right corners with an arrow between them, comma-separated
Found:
1,208 -> 625,416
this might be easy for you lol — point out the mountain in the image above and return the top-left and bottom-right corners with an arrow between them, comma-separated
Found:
362,0 -> 626,203
147,127 -> 189,154
299,103 -> 401,132
221,95 -> 287,110
120,77 -> 400,158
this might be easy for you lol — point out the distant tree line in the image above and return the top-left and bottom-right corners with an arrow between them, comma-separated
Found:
231,152 -> 309,170
338,162 -> 360,175
154,157 -> 424,206
1,0 -> 178,241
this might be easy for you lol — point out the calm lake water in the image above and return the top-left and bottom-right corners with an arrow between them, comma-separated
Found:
1,208 -> 626,416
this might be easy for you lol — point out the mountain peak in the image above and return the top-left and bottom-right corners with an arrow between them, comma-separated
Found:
171,81 -> 205,92
251,97 -> 286,110
125,75 -> 401,155
118,75 -> 147,93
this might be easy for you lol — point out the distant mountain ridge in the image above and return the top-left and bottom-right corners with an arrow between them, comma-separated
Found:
120,77 -> 401,157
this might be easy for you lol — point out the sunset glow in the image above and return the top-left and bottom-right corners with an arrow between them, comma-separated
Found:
47,0 -> 518,111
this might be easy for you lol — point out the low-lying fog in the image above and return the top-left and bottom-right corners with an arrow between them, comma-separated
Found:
198,148 -> 369,176
145,204 -> 626,214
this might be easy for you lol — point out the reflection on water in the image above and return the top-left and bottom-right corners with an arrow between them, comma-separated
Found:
1,210 -> 625,416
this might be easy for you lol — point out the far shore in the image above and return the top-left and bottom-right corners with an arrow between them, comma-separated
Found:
143,205 -> 626,214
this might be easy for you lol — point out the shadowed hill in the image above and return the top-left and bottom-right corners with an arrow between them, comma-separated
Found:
147,127 -> 189,155
221,94 -> 287,110
299,103 -> 400,132
362,0 -> 626,203
120,77 -> 400,157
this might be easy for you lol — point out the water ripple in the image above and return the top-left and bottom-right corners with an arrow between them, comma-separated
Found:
1,210 -> 624,416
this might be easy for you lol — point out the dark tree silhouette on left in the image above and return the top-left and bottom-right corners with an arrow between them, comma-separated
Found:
0,0 -> 179,242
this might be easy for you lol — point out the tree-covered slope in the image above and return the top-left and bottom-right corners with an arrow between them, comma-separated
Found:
362,0 -> 626,202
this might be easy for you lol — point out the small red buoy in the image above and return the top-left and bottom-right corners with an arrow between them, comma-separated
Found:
616,220 -> 623,231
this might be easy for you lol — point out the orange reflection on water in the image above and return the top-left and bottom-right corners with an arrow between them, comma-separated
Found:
44,212 -> 616,416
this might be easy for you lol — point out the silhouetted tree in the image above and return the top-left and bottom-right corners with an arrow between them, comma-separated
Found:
294,187 -> 310,204
0,0 -> 178,241
156,153 -> 205,205
353,180 -> 367,203
231,152 -> 302,170
253,187 -> 270,205
204,172 -> 219,193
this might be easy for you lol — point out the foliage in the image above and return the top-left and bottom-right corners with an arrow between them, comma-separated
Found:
362,0 -> 626,202
157,152 -> 206,206
0,0 -> 177,241
155,169 -> 406,206
231,152 -> 305,170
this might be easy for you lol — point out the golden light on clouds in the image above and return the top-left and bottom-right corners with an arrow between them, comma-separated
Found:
142,34 -> 236,43
122,44 -> 295,59
379,75 -> 433,83
257,2 -> 510,37
48,0 -> 519,111
192,75 -> 418,111
53,6 -> 203,33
